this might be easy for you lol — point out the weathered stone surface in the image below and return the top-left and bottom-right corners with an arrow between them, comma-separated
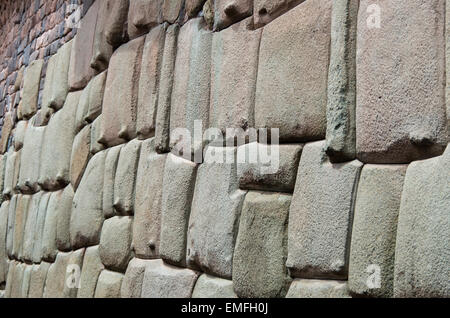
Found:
286,279 -> 351,298
210,18 -> 261,137
3,148 -> 20,198
91,118 -> 105,154
39,91 -> 81,191
28,262 -> 50,298
22,193 -> 42,261
91,2 -> 113,72
237,142 -> 302,193
162,0 -> 183,23
114,139 -> 141,215
137,24 -> 166,140
0,155 -> 6,203
99,216 -> 133,272
325,0 -> 358,163
356,0 -> 448,164
4,260 -> 16,297
10,262 -> 25,298
6,196 -> 18,259
21,264 -> 32,298
86,71 -> 106,123
103,145 -> 122,219
95,270 -> 123,298
78,246 -> 104,298
155,24 -> 179,153
213,0 -> 253,31
187,146 -> 246,279
104,0 -> 130,47
170,18 -> 212,158
394,146 -> 450,298
100,36 -> 145,147
12,194 -> 31,259
0,201 -> 9,284
253,0 -> 305,28
349,165 -> 407,298
70,125 -> 91,191
133,139 -> 166,258
41,190 -> 61,261
233,191 -> 291,298
185,0 -> 206,19
75,81 -> 91,132
0,112 -> 13,154
128,0 -> 163,40
56,185 -> 75,252
70,151 -> 106,249
14,120 -> 27,150
287,141 -> 363,279
192,274 -> 237,298
160,153 -> 197,266
40,54 -> 56,124
21,59 -> 43,119
255,0 -> 331,142
32,192 -> 51,263
121,258 -> 152,298
69,1 -> 99,90
141,259 -> 200,298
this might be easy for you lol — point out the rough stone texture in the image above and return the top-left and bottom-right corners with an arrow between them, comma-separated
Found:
356,0 -> 448,164
78,246 -> 104,298
325,0 -> 358,163
137,24 -> 166,140
210,18 -> 261,137
160,153 -> 197,266
10,263 -> 25,298
100,36 -> 145,147
91,2 -> 114,73
192,274 -> 237,298
187,146 -> 246,279
128,0 -> 163,40
286,279 -> 351,298
75,81 -> 92,132
213,0 -> 253,31
113,139 -> 141,215
185,0 -> 206,19
70,151 -> 106,250
13,120 -> 27,151
21,193 -> 41,261
104,0 -> 130,47
99,216 -> 133,272
32,192 -> 51,264
141,259 -> 200,298
237,142 -> 303,193
94,270 -> 124,298
90,118 -> 105,154
86,71 -> 106,123
0,201 -> 9,284
170,18 -> 212,158
253,0 -> 305,28
155,24 -> 179,153
12,195 -> 31,260
28,262 -> 50,298
3,148 -> 19,199
233,191 -> 291,298
163,0 -> 184,23
394,146 -> 450,298
287,141 -> 363,279
70,125 -> 91,191
255,0 -> 332,142
21,59 -> 43,119
121,258 -> 152,298
56,185 -> 75,252
102,145 -> 122,219
349,165 -> 407,298
133,139 -> 166,259
39,91 -> 81,191
0,112 -> 13,154
20,265 -> 32,298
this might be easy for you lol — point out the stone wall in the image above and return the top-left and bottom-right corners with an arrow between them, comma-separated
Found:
0,0 -> 449,298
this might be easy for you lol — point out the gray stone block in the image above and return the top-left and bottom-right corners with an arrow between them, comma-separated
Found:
0,201 -> 9,284
192,274 -> 237,298
32,192 -> 51,263
212,0 -> 253,31
95,270 -> 123,298
28,262 -> 50,298
70,125 -> 91,191
56,185 -> 75,252
22,192 -> 42,261
121,258 -> 153,298
21,59 -> 43,119
13,194 -> 31,260
286,279 -> 351,298
78,246 -> 104,298
102,145 -> 122,219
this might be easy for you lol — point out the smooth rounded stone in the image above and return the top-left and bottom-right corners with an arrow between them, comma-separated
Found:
154,24 -> 179,153
0,112 -> 13,154
21,59 -> 43,119
192,274 -> 237,298
233,191 -> 292,298
90,117 -> 105,154
39,91 -> 81,191
12,194 -> 31,260
169,18 -> 212,158
137,24 -> 166,140
349,165 -> 407,298
104,0 -> 130,47
28,262 -> 50,298
14,120 -> 28,150
133,139 -> 166,259
85,71 -> 106,123
212,0 -> 253,31
70,151 -> 106,250
286,279 -> 351,298
236,142 -> 303,193
21,264 -> 32,298
356,0 -> 447,164
0,201 -> 9,284
103,145 -> 122,219
162,0 -> 183,23
56,185 -> 75,252
287,141 -> 363,279
209,18 -> 261,138
325,0 -> 358,163
255,0 -> 331,143
253,0 -> 305,28
68,1 -> 99,90
3,148 -> 19,199
99,216 -> 133,272
394,146 -> 450,298
0,154 -> 6,203
160,153 -> 198,266
187,146 -> 247,279
94,270 -> 124,298
100,36 -> 145,147
113,139 -> 141,215
78,246 -> 104,298
41,190 -> 62,262
6,195 -> 18,258
185,0 -> 206,19
32,192 -> 51,263
17,122 -> 45,194
21,193 -> 42,262
128,0 -> 163,40
121,258 -> 153,298
70,125 -> 91,191
141,259 -> 200,298
91,2 -> 113,72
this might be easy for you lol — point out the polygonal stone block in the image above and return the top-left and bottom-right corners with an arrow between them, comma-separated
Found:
56,185 -> 75,252
253,0 -> 305,28
286,279 -> 351,298
90,117 -> 105,154
213,0 -> 253,31
185,0 -> 206,19
103,145 -> 122,219
0,155 -> 6,203
28,262 -> 50,298
22,192 -> 42,261
121,258 -> 153,298
0,112 -> 13,154
162,0 -> 183,23
70,125 -> 91,191
0,201 -> 9,284
192,274 -> 237,298
32,192 -> 51,263
21,59 -> 43,119
3,148 -> 21,199
95,270 -> 123,298
21,265 -> 32,298
6,195 -> 18,258
91,2 -> 114,72
78,246 -> 104,298
12,194 -> 31,260
128,0 -> 163,40
42,190 -> 62,262
104,0 -> 130,47
14,120 -> 28,151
